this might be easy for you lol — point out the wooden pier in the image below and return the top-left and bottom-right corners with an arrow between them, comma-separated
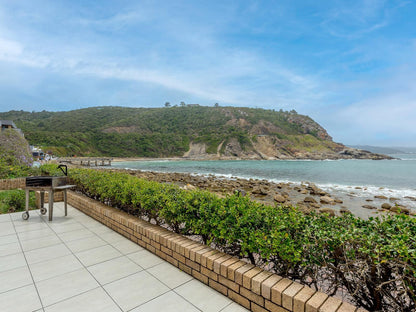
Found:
59,157 -> 113,167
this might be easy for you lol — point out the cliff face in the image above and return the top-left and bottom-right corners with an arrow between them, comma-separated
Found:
181,108 -> 390,160
0,129 -> 33,170
0,106 -> 392,159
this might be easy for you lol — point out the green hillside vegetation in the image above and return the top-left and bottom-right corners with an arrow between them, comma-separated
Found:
0,129 -> 35,178
0,106 -> 339,157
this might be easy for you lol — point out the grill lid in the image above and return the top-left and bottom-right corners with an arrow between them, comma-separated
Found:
26,176 -> 68,187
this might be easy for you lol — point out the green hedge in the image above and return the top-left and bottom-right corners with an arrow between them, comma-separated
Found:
69,168 -> 416,311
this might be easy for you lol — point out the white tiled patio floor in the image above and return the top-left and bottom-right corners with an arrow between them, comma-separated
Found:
0,203 -> 249,312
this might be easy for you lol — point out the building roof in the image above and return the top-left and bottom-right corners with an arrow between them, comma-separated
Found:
0,120 -> 17,128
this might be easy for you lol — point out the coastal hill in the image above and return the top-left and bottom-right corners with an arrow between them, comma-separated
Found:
0,106 -> 390,160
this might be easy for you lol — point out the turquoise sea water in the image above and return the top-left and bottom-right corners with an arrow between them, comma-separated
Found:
112,154 -> 416,209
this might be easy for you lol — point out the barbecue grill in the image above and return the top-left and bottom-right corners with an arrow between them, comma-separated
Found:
23,165 -> 74,221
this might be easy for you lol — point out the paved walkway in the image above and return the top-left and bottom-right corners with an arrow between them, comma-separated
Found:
0,203 -> 249,312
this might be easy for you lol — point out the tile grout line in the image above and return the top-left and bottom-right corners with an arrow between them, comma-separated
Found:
10,209 -> 46,310
71,203 -> 239,312
63,204 -> 204,312
133,264 -> 205,311
40,203 -> 124,312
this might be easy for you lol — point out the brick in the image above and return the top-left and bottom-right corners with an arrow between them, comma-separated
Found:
261,274 -> 282,300
179,240 -> 198,256
213,254 -> 232,274
159,233 -> 177,247
189,245 -> 210,262
185,258 -> 200,271
251,302 -> 268,312
235,263 -> 255,285
165,255 -> 179,267
240,287 -> 265,307
166,236 -> 181,249
242,267 -> 263,290
282,282 -> 303,311
194,247 -> 213,263
175,238 -> 193,254
150,240 -> 161,250
155,249 -> 167,260
200,250 -> 219,267
305,292 -> 328,312
192,269 -> 209,284
293,286 -> 316,312
220,257 -> 240,277
172,251 -> 186,264
206,252 -> 225,270
228,290 -> 251,310
146,245 -> 156,254
265,300 -> 290,312
161,245 -> 173,256
181,242 -> 199,258
336,302 -> 358,312
178,262 -> 192,275
252,271 -> 273,295
271,278 -> 292,305
218,275 -> 240,293
319,297 -> 342,312
201,266 -> 219,281
172,237 -> 189,253
227,260 -> 247,280
209,279 -> 228,296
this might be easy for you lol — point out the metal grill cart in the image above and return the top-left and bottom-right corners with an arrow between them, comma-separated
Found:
23,165 -> 74,221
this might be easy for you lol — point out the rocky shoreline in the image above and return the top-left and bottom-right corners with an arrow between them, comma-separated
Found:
112,146 -> 394,162
108,168 -> 415,219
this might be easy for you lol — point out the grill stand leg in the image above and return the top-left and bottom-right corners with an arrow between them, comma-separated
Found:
64,190 -> 67,216
48,190 -> 54,221
40,192 -> 45,209
25,189 -> 29,214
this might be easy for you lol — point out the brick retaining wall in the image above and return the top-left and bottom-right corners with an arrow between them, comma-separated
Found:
0,178 -> 25,190
63,191 -> 364,312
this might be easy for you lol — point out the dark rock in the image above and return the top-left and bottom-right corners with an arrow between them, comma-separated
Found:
340,208 -> 351,214
274,194 -> 286,203
304,196 -> 317,203
320,196 -> 334,204
362,205 -> 377,210
374,195 -> 388,199
319,208 -> 336,216
252,186 -> 268,195
381,203 -> 391,209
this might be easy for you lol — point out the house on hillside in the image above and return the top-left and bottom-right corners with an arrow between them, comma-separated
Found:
0,120 -> 23,135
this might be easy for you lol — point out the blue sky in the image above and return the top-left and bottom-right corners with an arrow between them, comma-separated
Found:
0,0 -> 415,146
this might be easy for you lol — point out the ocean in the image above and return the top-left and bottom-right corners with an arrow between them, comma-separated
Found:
112,154 -> 416,212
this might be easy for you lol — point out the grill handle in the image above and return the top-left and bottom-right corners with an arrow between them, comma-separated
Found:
58,164 -> 68,176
